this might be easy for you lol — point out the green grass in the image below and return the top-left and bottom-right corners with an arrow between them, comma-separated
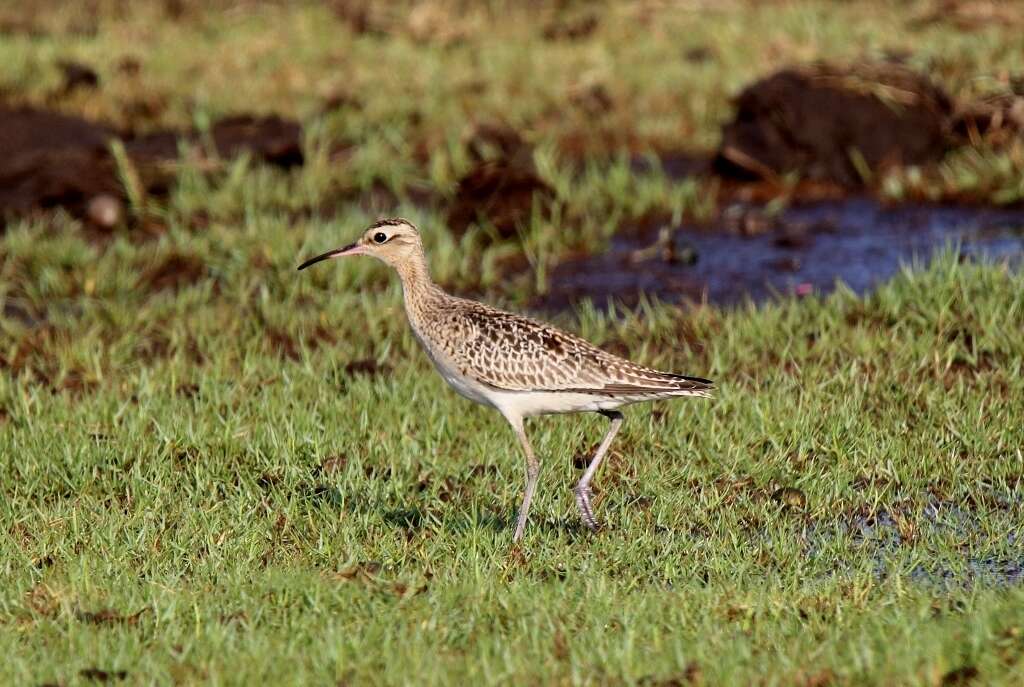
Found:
3,242 -> 1023,684
2,0 -> 1023,205
2,1 -> 1024,684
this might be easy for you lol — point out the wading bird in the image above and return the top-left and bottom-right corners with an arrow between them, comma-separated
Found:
298,218 -> 712,542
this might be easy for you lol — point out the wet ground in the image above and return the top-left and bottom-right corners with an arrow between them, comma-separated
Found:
0,106 -> 302,226
804,497 -> 1024,588
539,199 -> 1024,308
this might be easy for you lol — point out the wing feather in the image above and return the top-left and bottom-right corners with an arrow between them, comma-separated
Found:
439,300 -> 713,396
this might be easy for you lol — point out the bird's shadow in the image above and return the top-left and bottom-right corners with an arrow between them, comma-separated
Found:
304,482 -> 590,538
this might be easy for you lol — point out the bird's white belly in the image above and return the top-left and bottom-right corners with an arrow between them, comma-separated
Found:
433,356 -> 495,406
489,389 -> 625,417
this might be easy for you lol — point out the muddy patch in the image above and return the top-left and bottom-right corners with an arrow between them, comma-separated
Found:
55,59 -> 100,96
138,253 -> 206,293
538,199 -> 1024,309
0,106 -> 302,227
448,125 -> 555,239
79,667 -> 129,682
807,496 -> 1024,587
714,62 -> 955,186
344,358 -> 388,377
76,607 -> 147,626
542,14 -> 598,41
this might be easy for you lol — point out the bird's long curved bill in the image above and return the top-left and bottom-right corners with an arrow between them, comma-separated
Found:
297,242 -> 365,270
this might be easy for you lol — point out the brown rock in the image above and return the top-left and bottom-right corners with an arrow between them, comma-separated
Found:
86,194 -> 123,228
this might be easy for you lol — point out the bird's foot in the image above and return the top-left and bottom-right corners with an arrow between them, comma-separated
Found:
573,484 -> 600,532
513,510 -> 528,542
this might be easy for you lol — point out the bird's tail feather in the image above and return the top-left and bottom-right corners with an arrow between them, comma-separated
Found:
570,373 -> 714,398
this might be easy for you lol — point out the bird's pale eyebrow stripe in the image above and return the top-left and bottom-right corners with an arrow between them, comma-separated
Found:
370,218 -> 408,229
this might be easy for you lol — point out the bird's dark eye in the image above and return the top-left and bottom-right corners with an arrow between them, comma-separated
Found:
373,232 -> 388,244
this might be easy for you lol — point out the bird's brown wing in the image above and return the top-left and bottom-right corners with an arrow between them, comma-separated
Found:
444,301 -> 712,395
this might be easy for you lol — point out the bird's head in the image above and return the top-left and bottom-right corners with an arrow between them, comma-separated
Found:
297,218 -> 423,272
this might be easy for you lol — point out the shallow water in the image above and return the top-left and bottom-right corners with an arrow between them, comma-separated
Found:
802,497 -> 1024,588
541,199 -> 1024,308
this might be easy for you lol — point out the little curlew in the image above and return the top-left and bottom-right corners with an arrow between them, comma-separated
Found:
298,218 -> 713,542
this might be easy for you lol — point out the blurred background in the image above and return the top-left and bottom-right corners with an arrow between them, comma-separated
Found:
2,0 -> 1023,321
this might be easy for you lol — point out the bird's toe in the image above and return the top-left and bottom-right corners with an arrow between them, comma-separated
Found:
573,485 -> 600,532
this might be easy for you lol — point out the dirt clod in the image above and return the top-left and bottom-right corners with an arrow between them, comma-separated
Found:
56,59 -> 100,95
684,46 -> 715,64
257,471 -> 282,489
0,15 -> 46,38
912,0 -> 1024,30
76,608 -> 146,626
116,56 -> 141,76
573,444 -> 600,469
176,382 -> 199,398
715,62 -> 954,186
331,0 -> 388,36
942,666 -> 979,686
639,662 -> 703,685
542,14 -> 598,41
0,107 -> 303,227
209,115 -> 304,168
79,668 -> 128,682
267,328 -> 300,361
139,253 -> 205,293
345,359 -> 387,377
447,144 -> 554,239
0,107 -> 120,219
568,81 -> 614,116
332,561 -> 383,581
799,669 -> 835,687
463,120 -> 527,165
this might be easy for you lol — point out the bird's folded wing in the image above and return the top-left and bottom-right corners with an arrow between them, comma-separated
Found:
447,307 -> 711,395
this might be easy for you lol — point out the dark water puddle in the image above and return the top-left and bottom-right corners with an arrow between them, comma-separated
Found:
540,199 -> 1024,309
800,496 -> 1024,588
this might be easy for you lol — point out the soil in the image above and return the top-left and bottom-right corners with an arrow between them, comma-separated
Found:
714,62 -> 955,186
4,60 -> 1022,312
0,106 -> 302,226
138,253 -> 206,293
55,59 -> 100,95
542,14 -> 598,41
447,133 -> 555,238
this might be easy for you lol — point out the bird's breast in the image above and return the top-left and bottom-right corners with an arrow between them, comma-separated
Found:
409,321 -> 495,407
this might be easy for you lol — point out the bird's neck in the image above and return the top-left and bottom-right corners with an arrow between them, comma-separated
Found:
395,250 -> 444,314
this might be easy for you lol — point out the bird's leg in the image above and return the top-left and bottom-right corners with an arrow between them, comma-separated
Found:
574,410 -> 624,532
509,417 -> 540,543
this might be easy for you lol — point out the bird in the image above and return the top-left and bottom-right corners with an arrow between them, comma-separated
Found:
298,218 -> 713,543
